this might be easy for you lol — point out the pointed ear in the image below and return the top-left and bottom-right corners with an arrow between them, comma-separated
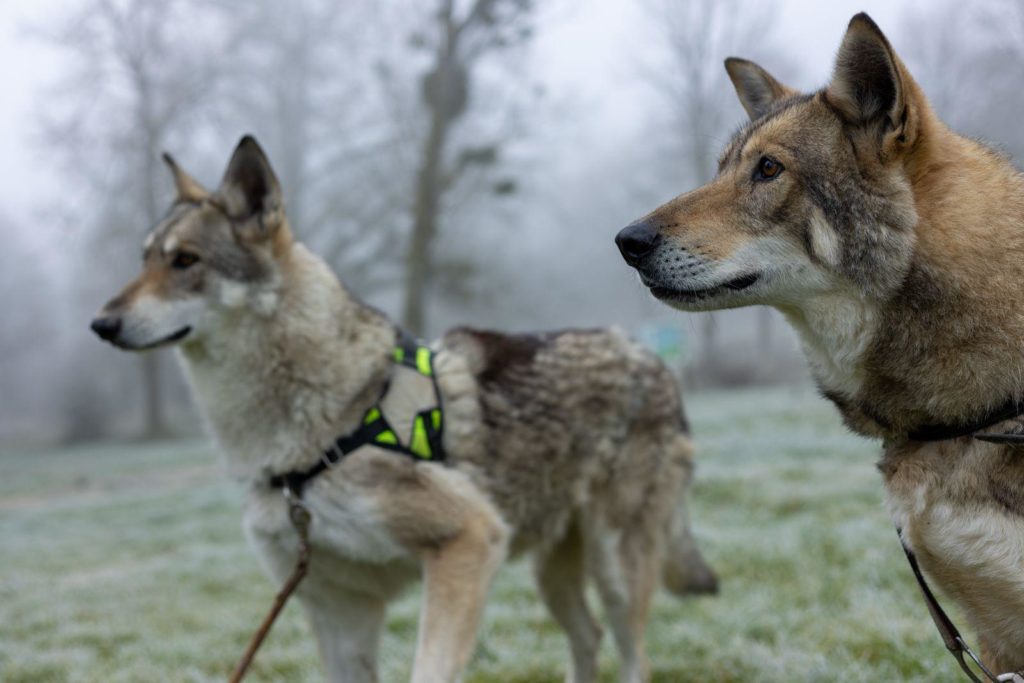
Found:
162,152 -> 209,203
826,13 -> 916,146
724,58 -> 798,120
216,135 -> 284,239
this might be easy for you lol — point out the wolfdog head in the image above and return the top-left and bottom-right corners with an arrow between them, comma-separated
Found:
616,13 -> 923,314
91,136 -> 291,351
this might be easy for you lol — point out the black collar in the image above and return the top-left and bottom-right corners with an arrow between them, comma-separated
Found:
908,395 -> 1024,442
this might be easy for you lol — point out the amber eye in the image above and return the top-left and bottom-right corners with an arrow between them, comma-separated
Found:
171,252 -> 200,269
754,156 -> 784,181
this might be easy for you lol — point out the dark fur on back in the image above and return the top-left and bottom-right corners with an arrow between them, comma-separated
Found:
439,327 -> 692,552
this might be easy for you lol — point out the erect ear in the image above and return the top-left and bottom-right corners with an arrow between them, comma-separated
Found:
162,152 -> 209,203
215,135 -> 284,239
724,58 -> 798,120
826,13 -> 916,147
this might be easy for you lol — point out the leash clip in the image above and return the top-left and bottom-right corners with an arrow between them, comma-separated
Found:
952,636 -> 1001,683
282,483 -> 311,540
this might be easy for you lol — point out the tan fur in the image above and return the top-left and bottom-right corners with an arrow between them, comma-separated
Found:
93,136 -> 717,682
617,13 -> 1024,674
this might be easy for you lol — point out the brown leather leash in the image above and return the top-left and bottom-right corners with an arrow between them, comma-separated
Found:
229,490 -> 312,683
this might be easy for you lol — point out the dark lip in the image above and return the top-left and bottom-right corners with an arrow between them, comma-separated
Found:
111,326 -> 192,351
647,273 -> 760,302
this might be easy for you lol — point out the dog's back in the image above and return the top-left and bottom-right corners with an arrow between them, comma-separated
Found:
436,326 -> 714,593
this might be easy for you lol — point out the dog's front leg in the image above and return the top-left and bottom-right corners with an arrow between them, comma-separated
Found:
302,589 -> 386,683
410,514 -> 508,683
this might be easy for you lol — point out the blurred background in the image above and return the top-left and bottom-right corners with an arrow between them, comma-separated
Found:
5,1 -> 1023,680
3,0 -> 1022,444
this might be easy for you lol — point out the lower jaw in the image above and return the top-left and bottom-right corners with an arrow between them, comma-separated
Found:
648,274 -> 760,306
119,326 -> 193,351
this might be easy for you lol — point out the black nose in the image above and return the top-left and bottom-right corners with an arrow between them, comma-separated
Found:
90,316 -> 122,342
615,220 -> 661,266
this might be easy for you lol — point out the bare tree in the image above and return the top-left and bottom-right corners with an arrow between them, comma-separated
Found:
209,0 -> 411,293
206,0 -> 533,329
400,0 -> 535,335
38,0 -> 222,438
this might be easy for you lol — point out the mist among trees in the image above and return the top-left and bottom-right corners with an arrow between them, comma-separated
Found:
4,0 -> 1024,443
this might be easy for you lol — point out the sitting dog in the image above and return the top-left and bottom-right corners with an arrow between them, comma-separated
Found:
617,12 -> 1024,676
92,136 -> 717,683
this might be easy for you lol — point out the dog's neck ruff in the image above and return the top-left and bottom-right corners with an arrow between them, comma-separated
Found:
268,332 -> 445,496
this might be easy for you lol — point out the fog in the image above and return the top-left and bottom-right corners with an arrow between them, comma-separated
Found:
0,0 -> 1018,444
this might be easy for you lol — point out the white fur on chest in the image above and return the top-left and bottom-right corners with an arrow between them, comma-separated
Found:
245,477 -> 411,567
243,484 -> 419,606
781,291 -> 878,399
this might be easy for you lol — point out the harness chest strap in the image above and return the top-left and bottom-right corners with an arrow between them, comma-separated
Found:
268,333 -> 446,496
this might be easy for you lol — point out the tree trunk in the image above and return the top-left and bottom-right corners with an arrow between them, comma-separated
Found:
402,2 -> 458,336
402,111 -> 447,336
692,110 -> 718,378
138,123 -> 168,439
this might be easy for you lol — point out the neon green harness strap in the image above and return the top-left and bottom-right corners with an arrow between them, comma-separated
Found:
268,334 -> 446,495
384,333 -> 445,460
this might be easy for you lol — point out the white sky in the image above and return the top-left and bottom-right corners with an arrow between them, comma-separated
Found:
0,0 -> 913,231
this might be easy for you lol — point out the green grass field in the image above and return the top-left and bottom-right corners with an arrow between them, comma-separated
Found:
0,387 -> 964,682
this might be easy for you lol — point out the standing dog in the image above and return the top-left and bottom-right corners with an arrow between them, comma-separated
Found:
92,136 -> 717,683
617,12 -> 1024,675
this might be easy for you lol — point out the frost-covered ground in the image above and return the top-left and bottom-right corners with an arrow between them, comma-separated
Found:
1,387 -> 963,682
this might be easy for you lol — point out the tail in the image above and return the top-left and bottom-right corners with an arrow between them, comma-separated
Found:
661,434 -> 719,597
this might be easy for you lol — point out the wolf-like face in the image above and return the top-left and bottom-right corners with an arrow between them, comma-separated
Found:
616,14 -> 921,314
91,137 -> 291,351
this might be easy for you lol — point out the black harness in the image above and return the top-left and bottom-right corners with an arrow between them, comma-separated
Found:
268,333 -> 446,497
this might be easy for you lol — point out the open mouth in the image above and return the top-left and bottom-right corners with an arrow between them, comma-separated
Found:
647,273 -> 760,302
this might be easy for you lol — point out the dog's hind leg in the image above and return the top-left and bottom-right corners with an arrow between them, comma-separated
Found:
534,517 -> 603,683
587,521 -> 658,683
411,506 -> 508,683
302,589 -> 386,683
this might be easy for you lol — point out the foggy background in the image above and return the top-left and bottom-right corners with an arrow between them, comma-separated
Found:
1,0 -> 1020,444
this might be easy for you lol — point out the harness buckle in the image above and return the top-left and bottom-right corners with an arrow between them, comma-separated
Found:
321,443 -> 342,469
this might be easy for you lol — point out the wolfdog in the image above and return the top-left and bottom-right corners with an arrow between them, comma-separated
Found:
616,12 -> 1024,676
91,136 -> 716,683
